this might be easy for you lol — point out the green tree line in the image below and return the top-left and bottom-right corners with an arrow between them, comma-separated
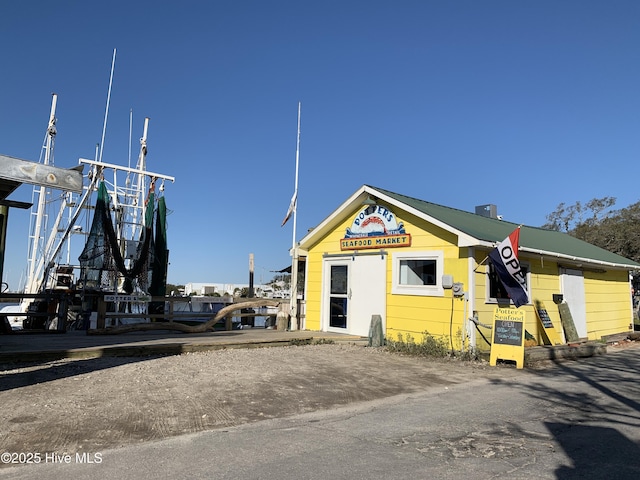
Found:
542,197 -> 640,292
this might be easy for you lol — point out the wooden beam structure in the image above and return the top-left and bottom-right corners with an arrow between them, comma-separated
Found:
0,153 -> 84,287
0,154 -> 84,196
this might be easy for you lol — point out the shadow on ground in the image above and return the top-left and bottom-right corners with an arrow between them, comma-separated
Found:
491,348 -> 640,479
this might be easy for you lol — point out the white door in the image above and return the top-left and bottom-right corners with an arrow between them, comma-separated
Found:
325,260 -> 349,332
323,255 -> 386,336
560,268 -> 587,338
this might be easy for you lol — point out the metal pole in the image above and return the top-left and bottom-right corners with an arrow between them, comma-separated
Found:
99,48 -> 116,165
289,102 -> 301,331
0,205 -> 7,288
25,94 -> 57,295
249,253 -> 254,298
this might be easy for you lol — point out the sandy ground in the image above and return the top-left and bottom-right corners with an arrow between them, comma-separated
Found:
0,344 -> 500,455
1,340 -> 637,460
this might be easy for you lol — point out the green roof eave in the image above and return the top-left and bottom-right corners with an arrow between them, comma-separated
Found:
368,186 -> 640,270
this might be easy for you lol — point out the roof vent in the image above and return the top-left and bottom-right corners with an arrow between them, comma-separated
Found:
475,204 -> 498,219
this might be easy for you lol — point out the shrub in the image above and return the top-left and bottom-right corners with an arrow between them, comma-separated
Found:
312,338 -> 336,345
288,338 -> 336,346
386,331 -> 449,358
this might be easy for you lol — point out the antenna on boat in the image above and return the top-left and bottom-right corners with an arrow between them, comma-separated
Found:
126,109 -> 133,193
98,48 -> 116,165
128,108 -> 133,170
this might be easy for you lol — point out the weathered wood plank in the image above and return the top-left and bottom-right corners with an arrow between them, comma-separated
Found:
0,154 -> 84,193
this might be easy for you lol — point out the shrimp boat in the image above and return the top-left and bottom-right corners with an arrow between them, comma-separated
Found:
2,82 -> 174,331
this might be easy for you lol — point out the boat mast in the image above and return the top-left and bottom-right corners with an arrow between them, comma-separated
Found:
129,117 -> 150,243
24,93 -> 57,295
34,47 -> 116,291
99,49 -> 116,165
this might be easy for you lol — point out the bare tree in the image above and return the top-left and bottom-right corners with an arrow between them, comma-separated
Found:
542,197 -> 616,232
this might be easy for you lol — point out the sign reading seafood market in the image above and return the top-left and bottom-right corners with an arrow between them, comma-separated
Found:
340,204 -> 411,250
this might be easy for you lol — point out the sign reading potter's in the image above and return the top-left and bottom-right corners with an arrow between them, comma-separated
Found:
340,204 -> 411,250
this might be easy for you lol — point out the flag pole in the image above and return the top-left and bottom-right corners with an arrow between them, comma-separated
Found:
473,254 -> 490,273
474,225 -> 524,272
289,102 -> 301,331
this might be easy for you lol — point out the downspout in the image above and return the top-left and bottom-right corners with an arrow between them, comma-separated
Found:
467,247 -> 476,350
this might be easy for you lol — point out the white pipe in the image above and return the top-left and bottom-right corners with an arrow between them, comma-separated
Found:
79,158 -> 174,182
467,247 -> 476,350
46,172 -> 101,271
98,49 -> 116,165
289,102 -> 301,331
128,109 -> 133,169
131,117 -> 150,240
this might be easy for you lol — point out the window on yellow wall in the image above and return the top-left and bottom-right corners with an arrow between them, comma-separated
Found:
392,251 -> 444,296
400,259 -> 436,285
488,262 -> 530,304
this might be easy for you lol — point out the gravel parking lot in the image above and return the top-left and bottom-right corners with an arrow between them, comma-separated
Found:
0,343 -> 514,456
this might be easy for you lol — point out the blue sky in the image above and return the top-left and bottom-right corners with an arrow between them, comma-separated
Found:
1,1 -> 639,289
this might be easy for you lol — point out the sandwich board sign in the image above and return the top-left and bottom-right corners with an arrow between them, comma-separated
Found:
490,307 -> 525,369
534,301 -> 563,345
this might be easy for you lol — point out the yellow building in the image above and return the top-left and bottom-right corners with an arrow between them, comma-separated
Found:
295,185 -> 639,352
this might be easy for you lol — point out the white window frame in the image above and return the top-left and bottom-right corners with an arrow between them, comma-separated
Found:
392,250 -> 445,297
486,261 -> 531,305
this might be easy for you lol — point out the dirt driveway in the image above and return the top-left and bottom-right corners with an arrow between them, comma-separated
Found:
0,343 -> 528,458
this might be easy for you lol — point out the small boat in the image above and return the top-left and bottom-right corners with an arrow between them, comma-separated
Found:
0,303 -> 23,331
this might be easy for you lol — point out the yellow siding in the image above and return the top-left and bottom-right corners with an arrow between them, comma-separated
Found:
303,214 -> 355,331
471,251 -> 632,351
303,249 -> 323,331
584,270 -> 633,339
386,295 -> 469,347
383,210 -> 469,348
303,202 -> 634,351
520,255 -> 566,346
304,206 -> 470,349
469,251 -> 557,352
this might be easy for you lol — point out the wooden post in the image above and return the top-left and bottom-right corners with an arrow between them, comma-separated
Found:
0,205 -> 7,287
97,296 -> 106,330
249,253 -> 254,298
56,296 -> 69,332
168,299 -> 174,323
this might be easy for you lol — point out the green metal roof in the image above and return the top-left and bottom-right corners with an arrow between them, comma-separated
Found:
370,186 -> 640,269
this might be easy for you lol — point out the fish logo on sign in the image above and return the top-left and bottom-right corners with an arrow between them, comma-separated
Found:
341,204 -> 411,250
345,205 -> 405,237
